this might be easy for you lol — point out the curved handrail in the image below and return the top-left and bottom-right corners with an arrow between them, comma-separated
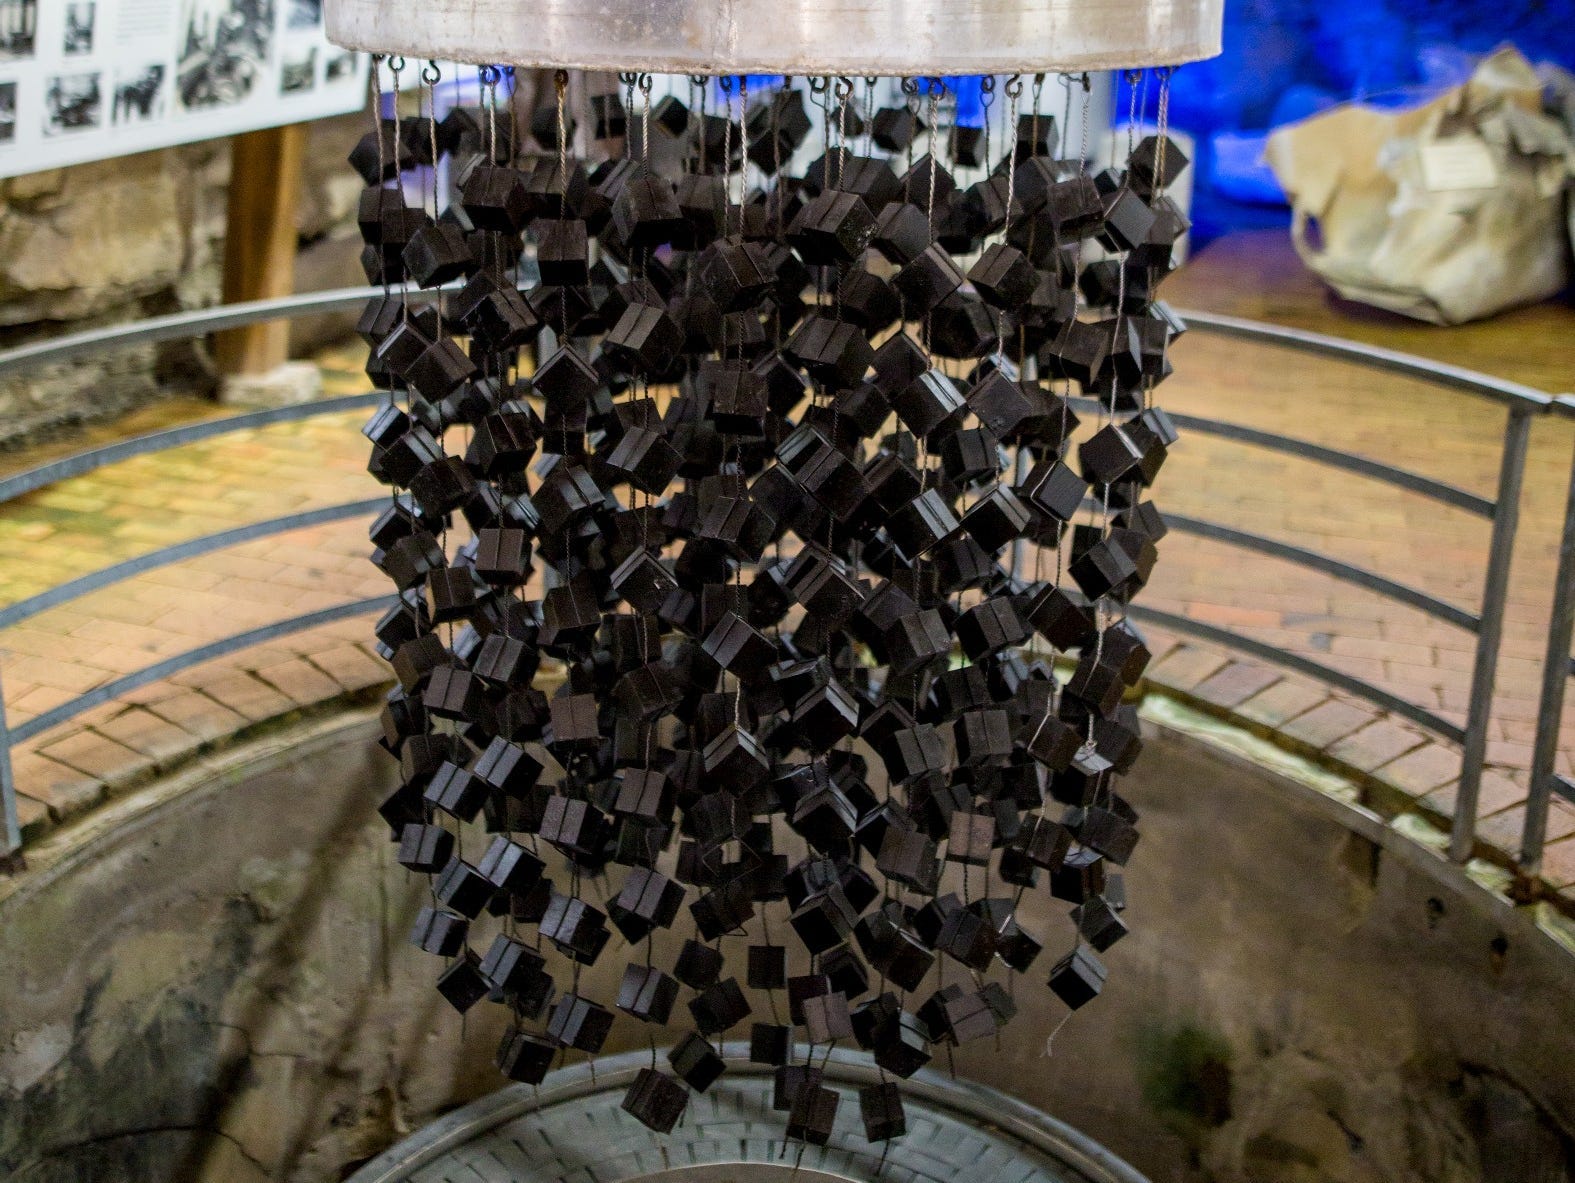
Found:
1162,513 -> 1479,631
0,499 -> 389,630
1066,395 -> 1495,515
1130,605 -> 1467,745
0,285 -> 438,379
1168,308 -> 1559,412
0,393 -> 384,507
0,290 -> 1567,873
1162,412 -> 1496,517
9,596 -> 397,746
0,288 -> 1554,411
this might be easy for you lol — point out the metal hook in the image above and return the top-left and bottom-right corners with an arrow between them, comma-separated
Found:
809,76 -> 829,93
478,64 -> 499,86
618,71 -> 638,86
833,76 -> 853,100
420,61 -> 441,85
638,73 -> 653,95
900,76 -> 919,96
1004,74 -> 1023,98
387,55 -> 406,73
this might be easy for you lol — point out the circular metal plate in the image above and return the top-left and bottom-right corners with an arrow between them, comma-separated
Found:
346,1046 -> 1151,1183
324,0 -> 1223,74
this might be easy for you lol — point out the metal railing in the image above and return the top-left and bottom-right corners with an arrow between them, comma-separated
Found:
0,289 -> 1570,888
1523,394 -> 1575,876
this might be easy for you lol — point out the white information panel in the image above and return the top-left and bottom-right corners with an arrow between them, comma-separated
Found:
0,0 -> 370,178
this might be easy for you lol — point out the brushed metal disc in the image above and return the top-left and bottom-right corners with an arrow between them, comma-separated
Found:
325,0 -> 1223,75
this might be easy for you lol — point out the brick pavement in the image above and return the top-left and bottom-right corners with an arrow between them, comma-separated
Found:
1,305 -> 1571,902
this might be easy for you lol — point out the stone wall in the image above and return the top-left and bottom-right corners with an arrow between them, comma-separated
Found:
0,707 -> 1571,1183
0,114 -> 367,451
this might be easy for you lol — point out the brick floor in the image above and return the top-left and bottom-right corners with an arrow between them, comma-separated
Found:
1188,661 -> 1284,710
0,267 -> 1570,912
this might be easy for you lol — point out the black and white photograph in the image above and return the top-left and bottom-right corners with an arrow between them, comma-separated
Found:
43,71 -> 101,136
63,1 -> 94,56
324,48 -> 355,83
0,0 -> 35,62
177,0 -> 275,111
0,81 -> 16,145
113,64 -> 167,124
280,46 -> 316,94
287,0 -> 322,30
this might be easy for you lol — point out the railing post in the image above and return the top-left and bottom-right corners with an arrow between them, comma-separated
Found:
0,662 -> 20,862
1521,423 -> 1575,874
1451,406 -> 1533,863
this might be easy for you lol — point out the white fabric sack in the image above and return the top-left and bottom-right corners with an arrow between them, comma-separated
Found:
1265,46 -> 1573,325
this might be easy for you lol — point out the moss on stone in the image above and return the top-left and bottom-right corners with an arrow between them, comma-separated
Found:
1138,1021 -> 1234,1145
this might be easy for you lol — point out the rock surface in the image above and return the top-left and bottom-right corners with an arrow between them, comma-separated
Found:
0,710 -> 1571,1182
0,115 -> 365,450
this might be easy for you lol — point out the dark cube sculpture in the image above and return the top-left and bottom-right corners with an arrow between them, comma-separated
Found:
355,58 -> 1186,1147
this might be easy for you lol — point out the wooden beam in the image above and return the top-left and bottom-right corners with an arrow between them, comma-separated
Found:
214,122 -> 307,376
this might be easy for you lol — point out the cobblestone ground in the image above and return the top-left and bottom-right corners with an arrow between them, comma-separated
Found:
2,249 -> 1572,895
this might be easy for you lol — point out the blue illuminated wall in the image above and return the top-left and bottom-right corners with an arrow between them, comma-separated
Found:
1147,0 -> 1575,244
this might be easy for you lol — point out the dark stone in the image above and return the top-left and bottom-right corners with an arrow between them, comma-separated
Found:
1047,945 -> 1107,1010
547,993 -> 615,1052
621,1067 -> 690,1133
617,962 -> 680,1024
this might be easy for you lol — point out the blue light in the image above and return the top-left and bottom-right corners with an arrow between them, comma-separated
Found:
1155,2 -> 1573,243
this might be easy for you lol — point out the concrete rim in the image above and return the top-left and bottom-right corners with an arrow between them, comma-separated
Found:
344,1044 -> 1153,1183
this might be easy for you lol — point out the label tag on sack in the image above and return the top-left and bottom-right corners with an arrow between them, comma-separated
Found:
1419,138 -> 1500,191
1534,157 -> 1566,199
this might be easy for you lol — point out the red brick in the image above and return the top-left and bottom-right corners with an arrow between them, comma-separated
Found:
1146,644 -> 1231,692
170,669 -> 295,724
144,689 -> 249,745
1473,807 -> 1528,858
1475,769 -> 1530,818
1183,602 -> 1285,631
8,748 -> 102,823
1545,799 -> 1575,845
9,684 -> 75,716
251,657 -> 343,709
37,727 -> 154,790
12,790 -> 50,843
1188,661 -> 1283,710
1279,699 -> 1376,749
1326,719 -> 1429,772
1,654 -> 112,695
1376,742 -> 1460,796
1236,679 -> 1330,728
308,644 -> 391,694
1485,738 -> 1535,770
91,706 -> 199,767
1538,836 -> 1575,889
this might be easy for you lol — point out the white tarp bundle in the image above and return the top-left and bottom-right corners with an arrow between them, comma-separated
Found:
1266,46 -> 1573,325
